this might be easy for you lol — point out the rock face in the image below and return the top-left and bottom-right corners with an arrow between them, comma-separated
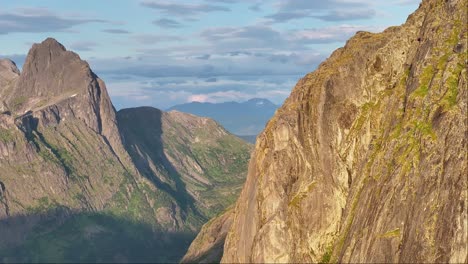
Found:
0,59 -> 20,86
220,0 -> 467,263
181,208 -> 234,263
0,39 -> 251,262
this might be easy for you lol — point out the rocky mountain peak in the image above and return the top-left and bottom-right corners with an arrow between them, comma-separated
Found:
0,59 -> 20,89
1,38 -> 132,171
32,37 -> 66,53
15,38 -> 91,100
0,59 -> 20,76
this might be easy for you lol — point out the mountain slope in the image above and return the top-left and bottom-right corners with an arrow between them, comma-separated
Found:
117,107 -> 252,219
0,39 -> 252,262
188,0 -> 466,263
168,98 -> 278,136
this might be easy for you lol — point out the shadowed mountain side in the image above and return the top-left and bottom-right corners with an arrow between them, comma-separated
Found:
0,209 -> 195,263
117,107 -> 253,219
117,107 -> 196,213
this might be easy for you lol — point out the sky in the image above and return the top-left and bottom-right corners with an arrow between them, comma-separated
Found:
0,0 -> 421,110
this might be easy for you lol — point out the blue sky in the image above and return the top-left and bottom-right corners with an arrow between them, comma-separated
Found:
0,0 -> 420,109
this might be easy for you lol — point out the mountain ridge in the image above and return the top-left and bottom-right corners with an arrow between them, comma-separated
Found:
167,98 -> 279,136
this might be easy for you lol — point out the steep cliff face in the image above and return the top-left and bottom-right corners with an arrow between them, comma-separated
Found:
221,0 -> 467,263
0,39 -> 251,262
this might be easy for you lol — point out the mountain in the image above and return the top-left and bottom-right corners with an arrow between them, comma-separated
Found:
117,108 -> 252,219
167,98 -> 279,137
184,0 -> 467,263
0,38 -> 252,262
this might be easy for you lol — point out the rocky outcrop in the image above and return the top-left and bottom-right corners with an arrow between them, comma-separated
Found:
221,0 -> 467,263
0,59 -> 19,86
182,208 -> 234,263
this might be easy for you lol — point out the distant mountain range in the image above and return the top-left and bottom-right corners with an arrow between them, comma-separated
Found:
167,98 -> 279,138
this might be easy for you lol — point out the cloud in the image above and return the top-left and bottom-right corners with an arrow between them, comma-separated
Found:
0,7 -> 106,34
292,24 -> 381,44
206,0 -> 238,3
96,56 -> 313,79
394,0 -> 421,5
140,1 -> 230,17
265,11 -> 309,23
153,18 -> 183,28
278,0 -> 369,11
69,41 -> 98,51
200,26 -> 286,49
188,94 -> 209,102
249,4 -> 262,12
135,34 -> 184,44
105,74 -> 298,109
186,88 -> 290,104
315,9 -> 376,21
205,77 -> 217,82
266,0 -> 376,23
102,29 -> 131,34
195,54 -> 211,60
88,23 -> 328,81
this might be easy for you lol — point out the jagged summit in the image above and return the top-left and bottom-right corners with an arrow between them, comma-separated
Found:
4,38 -> 111,126
14,38 -> 92,101
30,37 -> 67,55
0,38 -> 129,170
